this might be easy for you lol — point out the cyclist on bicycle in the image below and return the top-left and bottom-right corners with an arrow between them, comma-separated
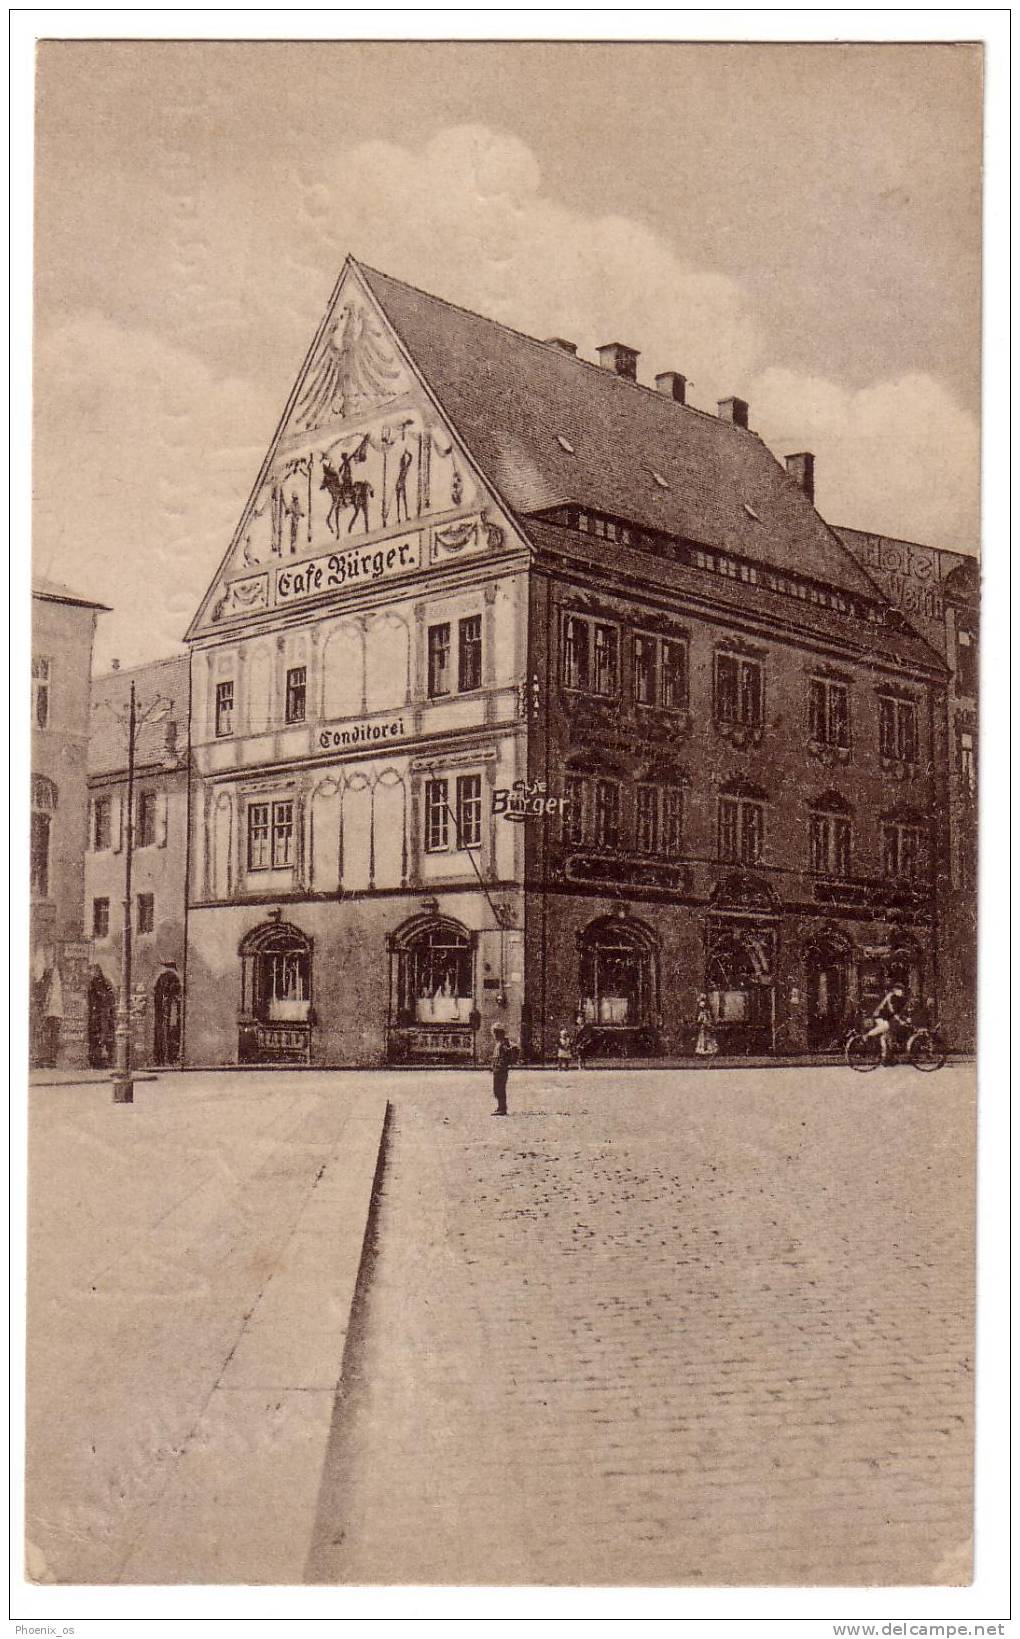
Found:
864,984 -> 910,1065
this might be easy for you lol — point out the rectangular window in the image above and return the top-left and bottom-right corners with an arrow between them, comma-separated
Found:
809,679 -> 850,748
718,796 -> 740,861
562,615 -> 589,691
425,779 -> 449,852
593,779 -> 620,849
716,654 -> 764,727
660,639 -> 688,711
956,627 -> 977,696
92,897 -> 110,939
809,813 -> 852,876
285,666 -> 307,724
271,800 -> 294,868
592,625 -> 619,697
247,802 -> 271,870
137,893 -> 155,934
636,784 -> 658,853
93,795 -> 112,852
458,616 -> 482,693
32,656 -> 51,729
662,787 -> 683,857
958,729 -> 976,792
719,798 -> 763,864
427,624 -> 451,698
882,821 -> 924,880
633,636 -> 657,706
879,695 -> 918,762
456,774 -> 482,849
247,800 -> 294,870
564,773 -> 587,845
897,700 -> 917,763
31,811 -> 51,897
215,680 -> 234,738
137,790 -> 158,848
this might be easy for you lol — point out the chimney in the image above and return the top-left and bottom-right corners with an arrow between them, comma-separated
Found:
717,396 -> 750,428
785,451 -> 815,504
545,336 -> 577,355
655,371 -> 687,405
597,342 -> 639,382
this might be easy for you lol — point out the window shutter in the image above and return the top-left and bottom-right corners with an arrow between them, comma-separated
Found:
87,798 -> 96,852
112,794 -> 124,852
157,791 -> 169,848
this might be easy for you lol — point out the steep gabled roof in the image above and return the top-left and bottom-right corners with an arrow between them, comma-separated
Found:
359,263 -> 883,602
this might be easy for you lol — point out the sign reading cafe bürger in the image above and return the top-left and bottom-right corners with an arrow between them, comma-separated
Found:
276,535 -> 422,604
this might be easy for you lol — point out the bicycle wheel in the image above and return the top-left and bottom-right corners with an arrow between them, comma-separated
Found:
845,1032 -> 882,1072
909,1030 -> 947,1072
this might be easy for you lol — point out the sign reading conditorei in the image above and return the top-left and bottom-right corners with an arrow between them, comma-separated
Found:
317,716 -> 408,752
276,534 -> 422,603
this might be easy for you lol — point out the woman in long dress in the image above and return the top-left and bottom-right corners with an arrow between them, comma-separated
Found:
695,993 -> 719,1057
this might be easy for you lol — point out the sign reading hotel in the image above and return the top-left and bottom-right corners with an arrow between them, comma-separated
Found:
317,715 -> 408,753
276,534 -> 422,604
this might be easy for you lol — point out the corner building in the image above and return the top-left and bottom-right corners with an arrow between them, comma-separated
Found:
184,259 -> 949,1066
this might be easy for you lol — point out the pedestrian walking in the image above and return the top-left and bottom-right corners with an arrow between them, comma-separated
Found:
695,993 -> 719,1057
556,1026 -> 573,1071
491,1025 -> 513,1115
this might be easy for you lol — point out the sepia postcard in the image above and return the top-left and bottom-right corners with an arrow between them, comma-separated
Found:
17,26 -> 1005,1628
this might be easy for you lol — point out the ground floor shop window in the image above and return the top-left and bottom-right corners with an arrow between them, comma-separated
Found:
704,924 -> 775,1051
238,921 -> 312,1064
240,922 -> 311,1022
395,919 -> 475,1024
578,917 -> 656,1029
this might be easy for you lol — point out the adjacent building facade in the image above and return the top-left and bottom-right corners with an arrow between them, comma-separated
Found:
179,258 -> 956,1066
836,527 -> 978,1047
30,578 -> 109,1069
84,656 -> 190,1069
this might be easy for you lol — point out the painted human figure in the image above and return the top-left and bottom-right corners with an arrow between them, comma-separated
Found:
285,491 -> 305,555
394,447 -> 414,523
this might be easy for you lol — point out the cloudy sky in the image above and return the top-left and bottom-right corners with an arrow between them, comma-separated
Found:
33,40 -> 982,670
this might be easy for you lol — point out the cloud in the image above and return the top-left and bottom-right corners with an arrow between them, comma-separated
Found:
33,314 -> 277,668
34,122 -> 979,667
749,367 -> 980,549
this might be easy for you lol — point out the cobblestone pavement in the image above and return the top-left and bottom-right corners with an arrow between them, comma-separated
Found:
312,1064 -> 974,1586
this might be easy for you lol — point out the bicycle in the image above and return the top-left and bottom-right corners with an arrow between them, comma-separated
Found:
845,1016 -> 948,1073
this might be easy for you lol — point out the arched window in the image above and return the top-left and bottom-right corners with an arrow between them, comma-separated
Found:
391,917 -> 475,1025
239,921 -> 312,1023
704,923 -> 775,1050
578,917 -> 657,1030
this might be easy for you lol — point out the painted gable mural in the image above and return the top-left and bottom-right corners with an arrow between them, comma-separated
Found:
197,267 -> 508,632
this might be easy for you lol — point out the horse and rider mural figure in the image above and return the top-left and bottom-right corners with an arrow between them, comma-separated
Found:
320,436 -> 374,537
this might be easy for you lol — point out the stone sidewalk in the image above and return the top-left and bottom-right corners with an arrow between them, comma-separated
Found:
26,1074 -> 388,1585
310,1063 -> 975,1586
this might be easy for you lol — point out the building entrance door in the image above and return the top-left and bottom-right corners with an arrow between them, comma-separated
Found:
87,972 -> 116,1068
153,970 -> 182,1065
804,943 -> 849,1050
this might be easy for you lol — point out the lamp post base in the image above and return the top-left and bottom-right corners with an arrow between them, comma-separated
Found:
111,1076 -> 135,1105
